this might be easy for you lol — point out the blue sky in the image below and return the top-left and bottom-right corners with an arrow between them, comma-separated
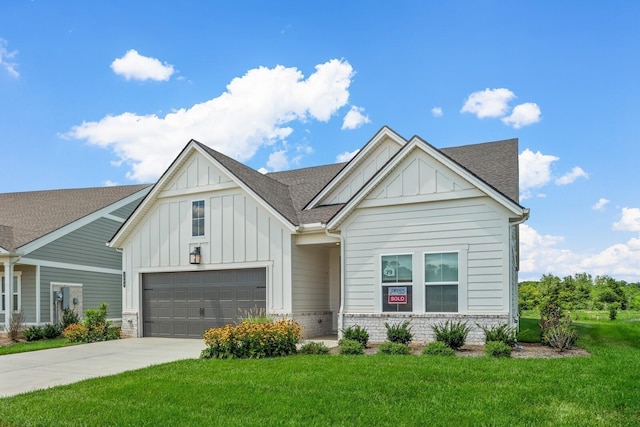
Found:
1,1 -> 639,282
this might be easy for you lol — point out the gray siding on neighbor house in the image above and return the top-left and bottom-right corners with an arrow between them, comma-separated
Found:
18,266 -> 37,323
40,266 -> 122,321
28,217 -> 123,270
110,196 -> 144,220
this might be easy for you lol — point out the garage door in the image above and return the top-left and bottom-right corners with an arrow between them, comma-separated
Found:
142,268 -> 266,338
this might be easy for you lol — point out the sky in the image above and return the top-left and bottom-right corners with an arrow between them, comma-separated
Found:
1,1 -> 639,282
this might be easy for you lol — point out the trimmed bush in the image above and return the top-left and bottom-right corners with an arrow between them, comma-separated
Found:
338,338 -> 364,355
64,303 -> 120,343
384,320 -> 413,344
484,340 -> 512,358
378,341 -> 411,355
24,326 -> 45,342
43,323 -> 63,339
202,319 -> 302,359
432,320 -> 471,350
64,323 -> 89,343
298,341 -> 330,355
422,341 -> 456,356
477,323 -> 517,347
341,325 -> 369,348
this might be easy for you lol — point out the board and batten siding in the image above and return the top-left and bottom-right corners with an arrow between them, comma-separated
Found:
321,137 -> 401,205
121,152 -> 294,316
291,243 -> 331,312
342,198 -> 511,314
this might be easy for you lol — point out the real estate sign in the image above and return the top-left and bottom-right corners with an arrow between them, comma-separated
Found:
388,286 -> 407,304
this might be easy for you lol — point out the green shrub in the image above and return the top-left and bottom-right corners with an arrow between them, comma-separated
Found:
422,341 -> 456,356
484,340 -> 512,358
298,341 -> 330,355
543,323 -> 578,352
341,325 -> 369,348
432,320 -> 471,350
338,338 -> 364,355
43,323 -> 63,339
378,341 -> 411,355
23,326 -> 45,342
477,323 -> 517,347
84,303 -> 108,329
384,320 -> 413,344
201,319 -> 302,359
63,303 -> 120,343
61,308 -> 80,330
539,300 -> 563,344
609,303 -> 619,321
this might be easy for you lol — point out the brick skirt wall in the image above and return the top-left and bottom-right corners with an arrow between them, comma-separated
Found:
342,313 -> 511,344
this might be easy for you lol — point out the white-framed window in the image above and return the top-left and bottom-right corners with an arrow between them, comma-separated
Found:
381,254 -> 413,312
424,252 -> 459,312
192,200 -> 205,237
1,272 -> 21,313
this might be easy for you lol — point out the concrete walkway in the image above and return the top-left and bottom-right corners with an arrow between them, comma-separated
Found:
0,338 -> 204,398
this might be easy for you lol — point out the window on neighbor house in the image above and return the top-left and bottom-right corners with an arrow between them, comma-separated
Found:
381,254 -> 413,312
424,252 -> 459,312
192,200 -> 205,237
1,274 -> 20,313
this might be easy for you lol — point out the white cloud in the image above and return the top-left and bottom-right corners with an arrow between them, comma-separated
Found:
257,167 -> 268,174
460,88 -> 515,118
266,150 -> 289,171
341,106 -> 370,130
0,38 -> 19,77
103,180 -> 118,187
592,198 -> 610,211
518,149 -> 558,199
110,49 -> 175,81
519,224 -> 640,281
501,102 -> 542,129
613,207 -> 640,232
431,107 -> 443,117
555,166 -> 588,185
64,59 -> 355,182
336,149 -> 359,163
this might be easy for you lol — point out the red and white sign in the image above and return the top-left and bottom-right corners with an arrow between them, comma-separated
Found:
388,287 -> 407,304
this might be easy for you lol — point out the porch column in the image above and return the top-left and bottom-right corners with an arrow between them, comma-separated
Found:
3,259 -> 13,330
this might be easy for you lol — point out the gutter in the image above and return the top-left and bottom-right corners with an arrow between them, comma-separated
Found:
325,227 -> 344,338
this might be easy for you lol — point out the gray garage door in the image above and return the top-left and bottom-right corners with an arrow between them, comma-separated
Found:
142,268 -> 266,338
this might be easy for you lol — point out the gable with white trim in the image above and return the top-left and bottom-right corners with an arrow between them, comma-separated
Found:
319,135 -> 403,206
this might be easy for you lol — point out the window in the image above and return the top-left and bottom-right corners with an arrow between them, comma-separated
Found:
1,274 -> 20,313
425,252 -> 458,312
192,200 -> 205,237
381,254 -> 413,312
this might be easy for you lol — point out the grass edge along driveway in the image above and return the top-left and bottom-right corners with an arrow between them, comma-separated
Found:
0,314 -> 638,427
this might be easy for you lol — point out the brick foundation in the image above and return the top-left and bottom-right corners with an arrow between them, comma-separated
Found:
342,313 -> 510,344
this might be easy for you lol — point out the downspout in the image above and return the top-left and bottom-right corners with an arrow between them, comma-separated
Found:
510,209 -> 530,326
325,227 -> 344,338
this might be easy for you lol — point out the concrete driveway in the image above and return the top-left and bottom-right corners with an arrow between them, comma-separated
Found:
0,338 -> 204,398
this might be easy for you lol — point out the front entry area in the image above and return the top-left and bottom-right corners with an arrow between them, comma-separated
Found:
142,268 -> 266,338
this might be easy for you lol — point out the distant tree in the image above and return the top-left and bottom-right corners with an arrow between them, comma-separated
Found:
518,281 -> 541,311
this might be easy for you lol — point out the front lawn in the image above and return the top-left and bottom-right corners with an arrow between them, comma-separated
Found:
1,314 -> 639,426
0,338 -> 75,355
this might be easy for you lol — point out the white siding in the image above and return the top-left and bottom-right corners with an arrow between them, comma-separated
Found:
342,198 -> 511,314
121,158 -> 294,322
322,137 -> 401,205
291,243 -> 330,312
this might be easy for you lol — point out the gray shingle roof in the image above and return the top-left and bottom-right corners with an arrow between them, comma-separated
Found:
194,135 -> 520,227
0,184 -> 150,250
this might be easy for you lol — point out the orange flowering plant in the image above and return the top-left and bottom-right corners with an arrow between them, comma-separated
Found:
201,319 -> 302,359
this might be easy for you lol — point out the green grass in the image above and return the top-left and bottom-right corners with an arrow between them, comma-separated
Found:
0,338 -> 75,355
1,315 -> 639,426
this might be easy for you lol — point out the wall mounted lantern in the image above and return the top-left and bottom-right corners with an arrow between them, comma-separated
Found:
189,246 -> 201,264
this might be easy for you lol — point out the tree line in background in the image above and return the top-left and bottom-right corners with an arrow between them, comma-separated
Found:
519,273 -> 640,313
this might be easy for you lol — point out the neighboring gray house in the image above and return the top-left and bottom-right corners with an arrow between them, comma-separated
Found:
0,185 -> 151,331
110,127 -> 529,343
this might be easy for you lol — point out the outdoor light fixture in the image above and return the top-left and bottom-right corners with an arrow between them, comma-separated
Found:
189,246 -> 201,264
